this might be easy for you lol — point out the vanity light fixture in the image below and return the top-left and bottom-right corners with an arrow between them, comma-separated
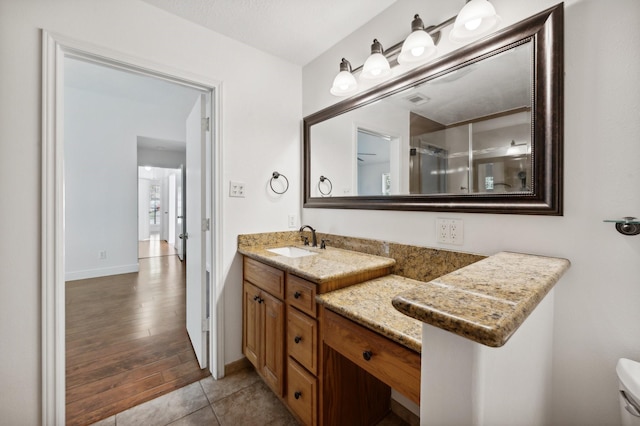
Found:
360,39 -> 392,81
397,14 -> 437,65
329,1 -> 500,96
330,58 -> 358,96
449,0 -> 501,42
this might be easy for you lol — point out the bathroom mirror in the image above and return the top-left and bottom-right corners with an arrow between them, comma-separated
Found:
304,4 -> 563,214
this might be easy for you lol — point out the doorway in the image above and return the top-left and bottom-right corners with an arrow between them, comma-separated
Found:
42,33 -> 224,424
137,166 -> 182,259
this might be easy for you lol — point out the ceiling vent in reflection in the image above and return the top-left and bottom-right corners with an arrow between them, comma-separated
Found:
405,93 -> 430,106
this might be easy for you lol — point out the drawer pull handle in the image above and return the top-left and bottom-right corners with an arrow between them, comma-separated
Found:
294,336 -> 302,344
294,291 -> 301,299
253,295 -> 259,301
294,391 -> 302,400
362,350 -> 373,361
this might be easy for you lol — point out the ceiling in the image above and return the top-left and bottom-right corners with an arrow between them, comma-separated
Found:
140,0 -> 398,66
65,57 -> 203,120
65,57 -> 203,152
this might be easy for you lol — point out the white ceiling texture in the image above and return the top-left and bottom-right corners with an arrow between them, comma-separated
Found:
140,0 -> 398,66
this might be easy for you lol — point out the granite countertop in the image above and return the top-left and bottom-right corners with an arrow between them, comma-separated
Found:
392,252 -> 571,347
238,232 -> 570,349
238,244 -> 395,284
316,275 -> 423,353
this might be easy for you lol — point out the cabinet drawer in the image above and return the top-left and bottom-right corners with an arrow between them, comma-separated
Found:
244,257 -> 285,298
322,309 -> 421,405
287,306 -> 318,375
286,275 -> 317,317
287,358 -> 317,426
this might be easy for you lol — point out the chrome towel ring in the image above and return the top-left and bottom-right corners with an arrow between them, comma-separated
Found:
318,175 -> 333,196
270,171 -> 289,194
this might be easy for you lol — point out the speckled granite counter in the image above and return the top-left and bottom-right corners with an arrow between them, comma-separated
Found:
238,232 -> 570,349
316,275 -> 423,353
392,252 -> 570,347
238,244 -> 395,285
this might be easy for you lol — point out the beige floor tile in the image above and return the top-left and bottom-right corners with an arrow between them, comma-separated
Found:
200,367 -> 261,403
168,405 -> 220,426
115,382 -> 209,426
211,380 -> 298,426
89,415 -> 115,426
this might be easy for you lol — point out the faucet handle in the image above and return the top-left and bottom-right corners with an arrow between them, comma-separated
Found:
320,239 -> 330,249
301,236 -> 309,246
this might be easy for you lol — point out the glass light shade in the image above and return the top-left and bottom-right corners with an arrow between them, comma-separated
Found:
360,53 -> 391,80
398,30 -> 437,64
450,0 -> 501,43
330,70 -> 358,96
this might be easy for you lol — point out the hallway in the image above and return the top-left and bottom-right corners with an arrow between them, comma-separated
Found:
138,233 -> 179,259
65,238 -> 208,425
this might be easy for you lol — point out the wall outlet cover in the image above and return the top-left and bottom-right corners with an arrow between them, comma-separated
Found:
229,181 -> 246,197
436,218 -> 464,245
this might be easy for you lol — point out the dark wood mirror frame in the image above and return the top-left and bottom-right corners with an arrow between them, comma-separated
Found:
303,3 -> 563,215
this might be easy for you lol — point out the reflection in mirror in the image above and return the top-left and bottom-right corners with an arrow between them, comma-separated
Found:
311,41 -> 532,197
304,4 -> 563,214
408,42 -> 531,195
357,129 -> 392,196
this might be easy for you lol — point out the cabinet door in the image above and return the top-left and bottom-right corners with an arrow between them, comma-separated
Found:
261,291 -> 285,397
242,281 -> 261,369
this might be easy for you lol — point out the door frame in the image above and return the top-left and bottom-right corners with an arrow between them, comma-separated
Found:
41,31 -> 225,425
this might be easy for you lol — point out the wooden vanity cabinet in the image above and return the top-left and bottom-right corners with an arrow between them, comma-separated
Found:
242,256 -> 320,424
242,259 -> 285,397
242,256 -> 400,426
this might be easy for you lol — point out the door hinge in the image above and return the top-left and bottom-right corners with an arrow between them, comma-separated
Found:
202,318 -> 210,332
202,218 -> 210,231
202,117 -> 210,132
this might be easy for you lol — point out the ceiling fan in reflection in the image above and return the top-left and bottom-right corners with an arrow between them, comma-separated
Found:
357,152 -> 376,162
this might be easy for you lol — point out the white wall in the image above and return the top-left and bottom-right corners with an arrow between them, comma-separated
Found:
0,0 -> 301,422
138,146 -> 186,169
302,0 -> 640,425
64,85 -> 187,280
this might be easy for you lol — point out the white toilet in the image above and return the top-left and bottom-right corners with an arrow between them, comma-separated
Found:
617,358 -> 640,426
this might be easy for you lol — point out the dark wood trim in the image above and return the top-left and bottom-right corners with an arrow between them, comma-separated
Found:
304,3 -> 564,215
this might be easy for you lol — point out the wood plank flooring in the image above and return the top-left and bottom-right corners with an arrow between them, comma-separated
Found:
66,241 -> 209,425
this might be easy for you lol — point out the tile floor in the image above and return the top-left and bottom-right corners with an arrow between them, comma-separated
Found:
90,367 -> 410,426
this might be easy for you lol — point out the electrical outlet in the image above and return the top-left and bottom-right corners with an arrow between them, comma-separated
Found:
288,214 -> 297,228
449,219 -> 464,245
436,218 -> 464,245
436,218 -> 451,244
98,250 -> 107,260
229,181 -> 246,197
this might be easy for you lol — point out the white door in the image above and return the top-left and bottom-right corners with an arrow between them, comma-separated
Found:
185,94 -> 208,369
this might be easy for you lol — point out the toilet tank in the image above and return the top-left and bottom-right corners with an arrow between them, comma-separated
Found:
617,358 -> 640,426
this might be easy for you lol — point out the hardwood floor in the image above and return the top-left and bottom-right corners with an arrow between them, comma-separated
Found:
66,241 -> 209,425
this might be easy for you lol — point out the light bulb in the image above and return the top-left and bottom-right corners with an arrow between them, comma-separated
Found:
398,16 -> 437,66
449,0 -> 500,43
361,43 -> 391,81
411,46 -> 425,57
464,18 -> 482,31
330,59 -> 358,96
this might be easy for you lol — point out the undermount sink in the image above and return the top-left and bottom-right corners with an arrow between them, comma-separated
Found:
267,246 -> 317,258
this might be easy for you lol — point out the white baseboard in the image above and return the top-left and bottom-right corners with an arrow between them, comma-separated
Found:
65,263 -> 139,281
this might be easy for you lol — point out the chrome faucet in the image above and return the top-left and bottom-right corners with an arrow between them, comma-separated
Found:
299,225 -> 317,247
